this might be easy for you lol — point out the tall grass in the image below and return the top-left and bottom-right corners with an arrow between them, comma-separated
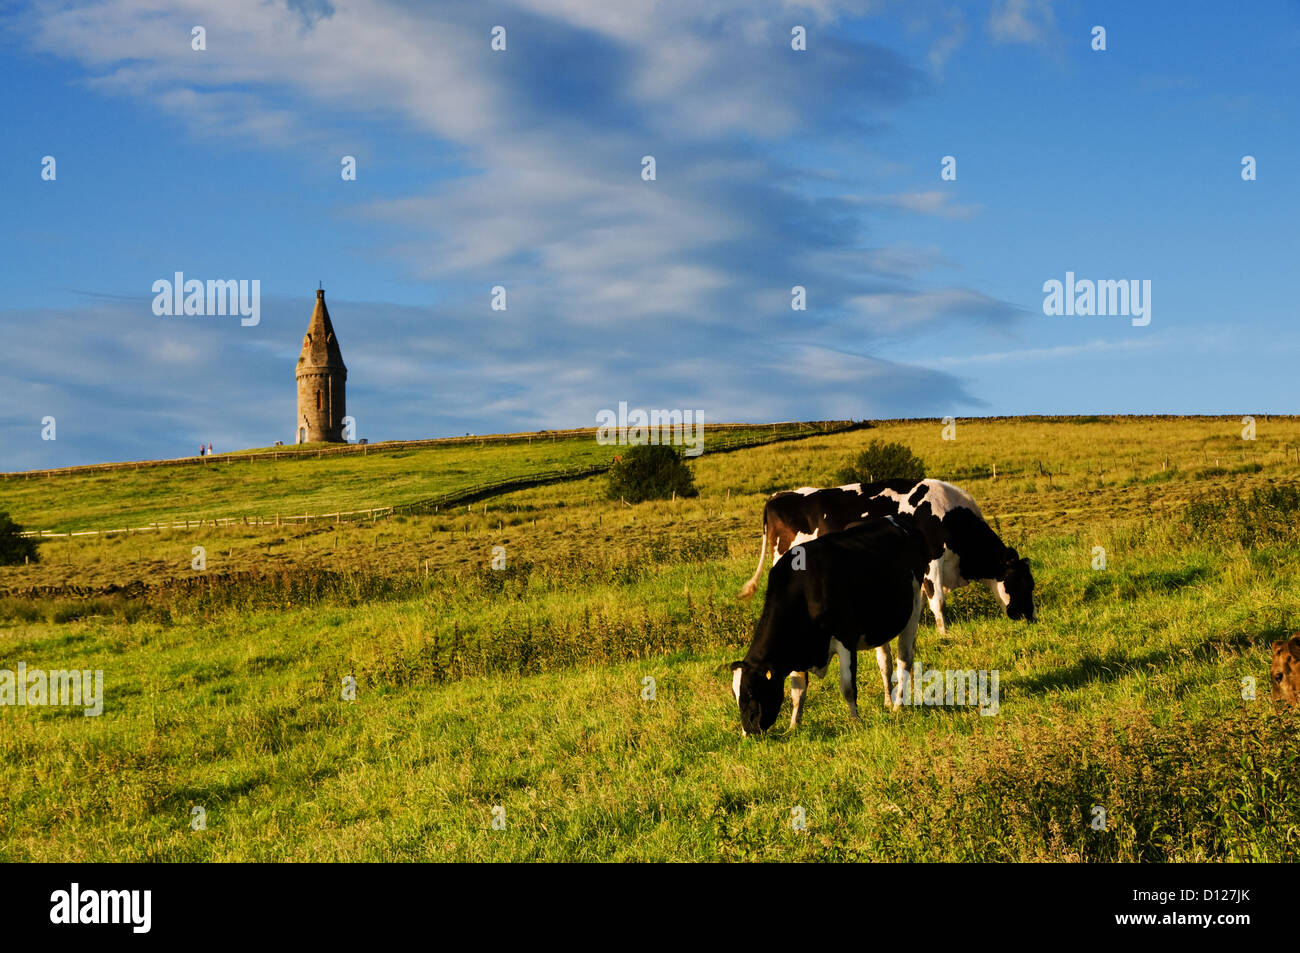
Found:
1184,483 -> 1300,546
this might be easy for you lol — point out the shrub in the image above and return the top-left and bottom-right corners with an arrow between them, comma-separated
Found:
606,444 -> 698,503
833,440 -> 925,486
0,511 -> 38,566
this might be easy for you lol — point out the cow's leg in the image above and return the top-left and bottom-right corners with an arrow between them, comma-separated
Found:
835,640 -> 859,720
875,643 -> 894,710
925,559 -> 948,635
985,577 -> 1010,614
892,583 -> 924,709
788,671 -> 808,729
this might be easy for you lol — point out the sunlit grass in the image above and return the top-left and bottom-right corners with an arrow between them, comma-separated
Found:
2,415 -> 1299,860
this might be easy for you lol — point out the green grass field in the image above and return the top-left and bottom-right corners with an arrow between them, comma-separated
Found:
0,434 -> 613,533
2,416 -> 1298,861
0,424 -> 829,535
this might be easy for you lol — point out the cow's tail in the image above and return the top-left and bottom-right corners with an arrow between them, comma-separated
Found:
737,520 -> 769,600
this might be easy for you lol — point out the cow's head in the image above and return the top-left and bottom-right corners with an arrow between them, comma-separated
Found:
730,660 -> 783,735
1272,636 -> 1300,704
998,547 -> 1036,622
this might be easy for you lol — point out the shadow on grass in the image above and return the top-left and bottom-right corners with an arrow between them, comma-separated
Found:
1018,626 -> 1284,696
169,771 -> 273,804
1081,564 -> 1215,602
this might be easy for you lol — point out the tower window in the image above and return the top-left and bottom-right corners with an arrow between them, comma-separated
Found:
316,389 -> 321,411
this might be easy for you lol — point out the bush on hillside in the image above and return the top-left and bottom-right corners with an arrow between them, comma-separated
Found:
833,439 -> 926,486
0,511 -> 39,566
606,444 -> 698,503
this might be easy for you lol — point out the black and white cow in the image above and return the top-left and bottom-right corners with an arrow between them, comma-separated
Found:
730,516 -> 930,735
738,478 -> 1034,634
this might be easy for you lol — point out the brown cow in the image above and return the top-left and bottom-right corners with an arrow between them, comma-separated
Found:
1272,635 -> 1300,704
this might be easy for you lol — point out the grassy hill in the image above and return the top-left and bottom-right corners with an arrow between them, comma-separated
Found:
0,423 -> 828,533
1,416 -> 1298,861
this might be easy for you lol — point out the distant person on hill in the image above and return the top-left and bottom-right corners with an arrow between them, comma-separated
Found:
208,443 -> 213,455
199,444 -> 205,457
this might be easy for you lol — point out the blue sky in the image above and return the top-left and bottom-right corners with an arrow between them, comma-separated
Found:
2,0 -> 1298,469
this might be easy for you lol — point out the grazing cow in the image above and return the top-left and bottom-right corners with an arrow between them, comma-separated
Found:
729,516 -> 929,735
1272,635 -> 1300,705
738,478 -> 1034,634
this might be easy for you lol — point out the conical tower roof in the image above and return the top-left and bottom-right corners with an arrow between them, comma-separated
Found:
298,289 -> 346,372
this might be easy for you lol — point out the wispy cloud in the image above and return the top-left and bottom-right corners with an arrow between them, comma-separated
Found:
847,190 -> 981,219
2,0 -> 1031,466
922,337 -> 1157,368
988,0 -> 1056,44
927,9 -> 967,77
847,288 -> 1023,334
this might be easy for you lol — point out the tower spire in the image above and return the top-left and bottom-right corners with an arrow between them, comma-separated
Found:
295,287 -> 347,444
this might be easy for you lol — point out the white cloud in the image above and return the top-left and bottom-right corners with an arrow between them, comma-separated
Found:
928,13 -> 966,76
988,0 -> 1055,44
847,190 -> 981,219
3,0 -> 1024,466
922,337 -> 1157,367
846,288 -> 1020,333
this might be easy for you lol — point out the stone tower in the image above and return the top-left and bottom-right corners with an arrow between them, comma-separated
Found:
295,288 -> 347,444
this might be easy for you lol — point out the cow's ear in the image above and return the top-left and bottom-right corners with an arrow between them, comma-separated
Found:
730,660 -> 744,671
1289,636 -> 1300,660
1005,546 -> 1019,561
